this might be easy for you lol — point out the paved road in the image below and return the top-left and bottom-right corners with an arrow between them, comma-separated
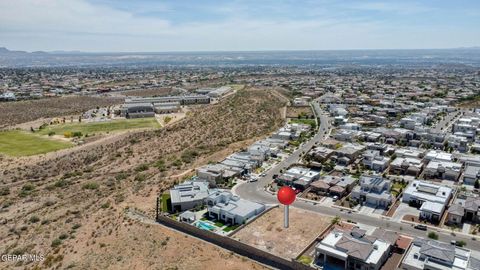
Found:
235,100 -> 331,198
235,101 -> 480,251
432,109 -> 464,132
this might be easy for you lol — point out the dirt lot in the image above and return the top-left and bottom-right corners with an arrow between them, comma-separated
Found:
232,206 -> 332,259
286,106 -> 314,119
0,88 -> 284,269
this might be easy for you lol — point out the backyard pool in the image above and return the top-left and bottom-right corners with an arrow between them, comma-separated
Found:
196,221 -> 216,231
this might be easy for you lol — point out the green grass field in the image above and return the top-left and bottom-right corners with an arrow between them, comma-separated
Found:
38,118 -> 160,136
0,130 -> 72,156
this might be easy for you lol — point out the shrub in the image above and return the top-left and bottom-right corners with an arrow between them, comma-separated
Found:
54,179 -> 68,188
428,232 -> 439,240
19,183 -> 35,197
48,131 -> 56,136
51,239 -> 62,248
457,240 -> 466,247
0,187 -> 10,196
29,216 -> 40,223
134,164 -> 149,172
72,224 -> 81,230
82,182 -> 99,190
181,149 -> 199,164
72,131 -> 83,138
115,172 -> 127,181
134,174 -> 146,182
172,159 -> 183,168
64,132 -> 73,138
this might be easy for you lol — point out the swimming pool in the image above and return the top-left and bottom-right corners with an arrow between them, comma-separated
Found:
196,221 -> 216,231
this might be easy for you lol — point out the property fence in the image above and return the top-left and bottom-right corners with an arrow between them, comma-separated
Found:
156,215 -> 313,270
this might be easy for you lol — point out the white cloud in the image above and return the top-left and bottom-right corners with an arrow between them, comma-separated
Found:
0,0 -> 478,51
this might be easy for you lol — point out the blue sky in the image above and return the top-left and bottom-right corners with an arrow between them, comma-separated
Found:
0,0 -> 479,52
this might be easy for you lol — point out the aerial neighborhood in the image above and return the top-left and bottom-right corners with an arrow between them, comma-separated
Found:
150,69 -> 480,270
1,54 -> 480,270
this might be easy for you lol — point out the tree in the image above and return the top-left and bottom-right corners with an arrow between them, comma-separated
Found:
475,179 -> 480,189
331,216 -> 341,225
428,232 -> 439,240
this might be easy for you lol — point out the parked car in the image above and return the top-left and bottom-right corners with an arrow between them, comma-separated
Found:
332,196 -> 339,202
414,224 -> 427,231
260,173 -> 267,177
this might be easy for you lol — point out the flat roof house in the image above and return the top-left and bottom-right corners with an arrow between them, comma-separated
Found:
206,190 -> 265,225
390,157 -> 424,177
463,164 -> 480,186
402,180 -> 453,222
362,150 -> 390,172
277,166 -> 320,190
401,238 -> 480,270
314,227 -> 391,270
170,181 -> 210,212
424,160 -> 462,181
196,164 -> 225,185
351,176 -> 393,209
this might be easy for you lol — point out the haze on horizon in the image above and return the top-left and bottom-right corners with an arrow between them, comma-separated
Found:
0,0 -> 479,53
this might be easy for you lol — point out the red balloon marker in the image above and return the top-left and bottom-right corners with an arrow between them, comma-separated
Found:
277,186 -> 296,228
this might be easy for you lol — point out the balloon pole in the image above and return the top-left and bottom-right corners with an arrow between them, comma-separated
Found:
284,205 -> 289,228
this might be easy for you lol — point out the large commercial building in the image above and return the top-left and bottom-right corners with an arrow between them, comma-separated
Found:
119,95 -> 210,118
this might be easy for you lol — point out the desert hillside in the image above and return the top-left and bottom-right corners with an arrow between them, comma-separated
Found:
0,88 -> 286,270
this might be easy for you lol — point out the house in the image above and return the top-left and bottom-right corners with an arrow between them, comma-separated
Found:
463,164 -> 480,185
179,210 -> 196,224
366,143 -> 394,155
308,146 -> 334,162
402,180 -> 453,222
276,166 -> 320,190
447,194 -> 480,225
424,150 -> 453,163
334,143 -> 365,166
170,181 -> 210,212
390,157 -> 424,177
362,150 -> 390,172
314,227 -> 391,270
401,238 -> 480,270
351,176 -> 393,208
424,160 -> 462,181
206,190 -> 265,225
196,164 -> 226,185
395,148 -> 425,159
334,129 -> 360,142
310,175 -> 356,197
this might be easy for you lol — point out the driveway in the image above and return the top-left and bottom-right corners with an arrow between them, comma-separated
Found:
392,203 -> 420,222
